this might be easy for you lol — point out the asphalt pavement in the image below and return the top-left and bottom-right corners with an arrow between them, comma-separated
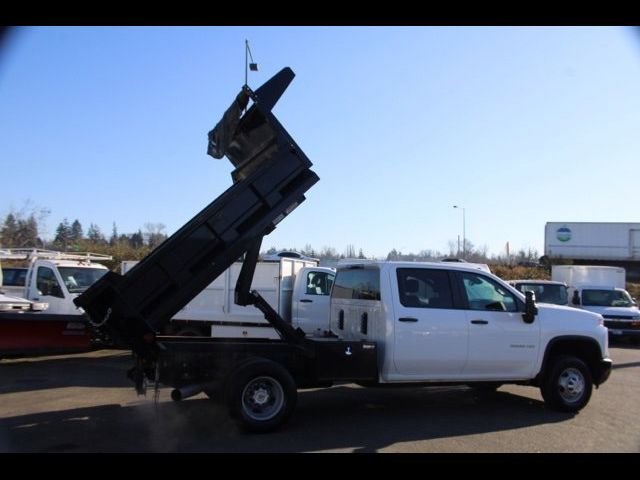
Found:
1,343 -> 638,452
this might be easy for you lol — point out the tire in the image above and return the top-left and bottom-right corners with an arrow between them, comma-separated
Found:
541,355 -> 593,412
225,358 -> 297,433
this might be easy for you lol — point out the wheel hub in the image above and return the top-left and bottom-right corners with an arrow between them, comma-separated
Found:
241,376 -> 285,421
558,368 -> 585,402
251,386 -> 270,406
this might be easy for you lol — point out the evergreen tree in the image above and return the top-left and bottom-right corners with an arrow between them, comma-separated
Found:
20,215 -> 39,247
344,244 -> 356,258
70,219 -> 83,242
129,230 -> 144,249
87,223 -> 105,243
110,222 -> 119,246
0,213 -> 18,247
53,218 -> 72,250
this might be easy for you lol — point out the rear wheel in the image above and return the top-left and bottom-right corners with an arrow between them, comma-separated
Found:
226,359 -> 297,433
541,355 -> 593,412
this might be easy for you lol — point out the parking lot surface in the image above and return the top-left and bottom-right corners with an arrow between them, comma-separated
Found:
1,343 -> 638,452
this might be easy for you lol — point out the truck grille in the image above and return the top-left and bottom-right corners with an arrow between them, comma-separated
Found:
602,314 -> 638,320
604,320 -> 640,329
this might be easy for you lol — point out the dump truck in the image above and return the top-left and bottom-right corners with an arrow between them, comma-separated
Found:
75,68 -> 611,433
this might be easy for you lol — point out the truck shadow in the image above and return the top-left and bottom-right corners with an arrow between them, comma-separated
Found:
0,350 -> 133,394
0,384 -> 572,452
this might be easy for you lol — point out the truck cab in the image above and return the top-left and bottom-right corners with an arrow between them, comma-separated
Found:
1,250 -> 111,316
508,279 -> 569,306
331,261 -> 610,406
0,250 -> 109,357
570,285 -> 640,341
551,265 -> 640,341
25,259 -> 108,315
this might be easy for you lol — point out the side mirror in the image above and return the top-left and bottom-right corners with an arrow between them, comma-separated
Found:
572,290 -> 580,305
522,291 -> 538,324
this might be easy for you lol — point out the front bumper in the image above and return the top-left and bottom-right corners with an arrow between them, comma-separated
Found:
593,358 -> 612,386
604,320 -> 640,339
606,328 -> 640,339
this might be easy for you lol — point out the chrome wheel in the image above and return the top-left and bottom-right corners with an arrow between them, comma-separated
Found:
241,376 -> 284,422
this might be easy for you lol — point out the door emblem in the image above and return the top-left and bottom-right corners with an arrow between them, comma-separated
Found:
345,347 -> 352,356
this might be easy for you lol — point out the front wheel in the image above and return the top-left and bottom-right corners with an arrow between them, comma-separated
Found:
226,359 -> 297,433
541,355 -> 593,412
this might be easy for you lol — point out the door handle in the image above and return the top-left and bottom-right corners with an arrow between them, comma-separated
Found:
300,299 -> 313,303
471,320 -> 488,325
399,317 -> 418,322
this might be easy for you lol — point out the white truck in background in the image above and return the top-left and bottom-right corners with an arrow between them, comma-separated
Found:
551,265 -> 640,342
122,258 -> 335,338
508,279 -> 569,306
0,249 -> 110,356
0,249 -> 111,316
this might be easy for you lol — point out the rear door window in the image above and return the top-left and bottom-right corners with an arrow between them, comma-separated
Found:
333,268 -> 380,300
396,268 -> 454,309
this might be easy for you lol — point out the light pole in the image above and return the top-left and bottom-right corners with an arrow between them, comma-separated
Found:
453,205 -> 465,259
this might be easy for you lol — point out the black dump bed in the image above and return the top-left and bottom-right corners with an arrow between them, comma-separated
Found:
74,68 -> 319,352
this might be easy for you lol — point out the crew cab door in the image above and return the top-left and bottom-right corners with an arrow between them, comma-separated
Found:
29,265 -> 69,315
454,271 -> 540,378
392,267 -> 469,377
293,268 -> 335,335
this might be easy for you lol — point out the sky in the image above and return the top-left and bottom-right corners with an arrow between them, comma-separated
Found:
1,26 -> 639,259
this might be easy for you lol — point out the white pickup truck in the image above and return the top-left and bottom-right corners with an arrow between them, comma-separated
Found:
0,249 -> 110,356
552,265 -> 640,342
0,249 -> 111,315
122,258 -> 335,338
329,261 -> 611,413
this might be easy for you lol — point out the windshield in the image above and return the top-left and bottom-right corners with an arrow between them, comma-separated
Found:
582,289 -> 634,307
58,267 -> 108,293
517,283 -> 568,305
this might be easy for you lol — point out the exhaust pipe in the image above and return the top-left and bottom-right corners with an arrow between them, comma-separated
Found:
171,384 -> 203,401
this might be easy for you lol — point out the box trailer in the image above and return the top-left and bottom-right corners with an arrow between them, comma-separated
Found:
545,222 -> 640,261
551,265 -> 626,289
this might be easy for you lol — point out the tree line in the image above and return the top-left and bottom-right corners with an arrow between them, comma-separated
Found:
1,208 -> 540,271
0,210 -> 169,270
266,239 -> 541,266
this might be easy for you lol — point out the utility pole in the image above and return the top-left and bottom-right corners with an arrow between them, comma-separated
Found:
453,205 -> 466,259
